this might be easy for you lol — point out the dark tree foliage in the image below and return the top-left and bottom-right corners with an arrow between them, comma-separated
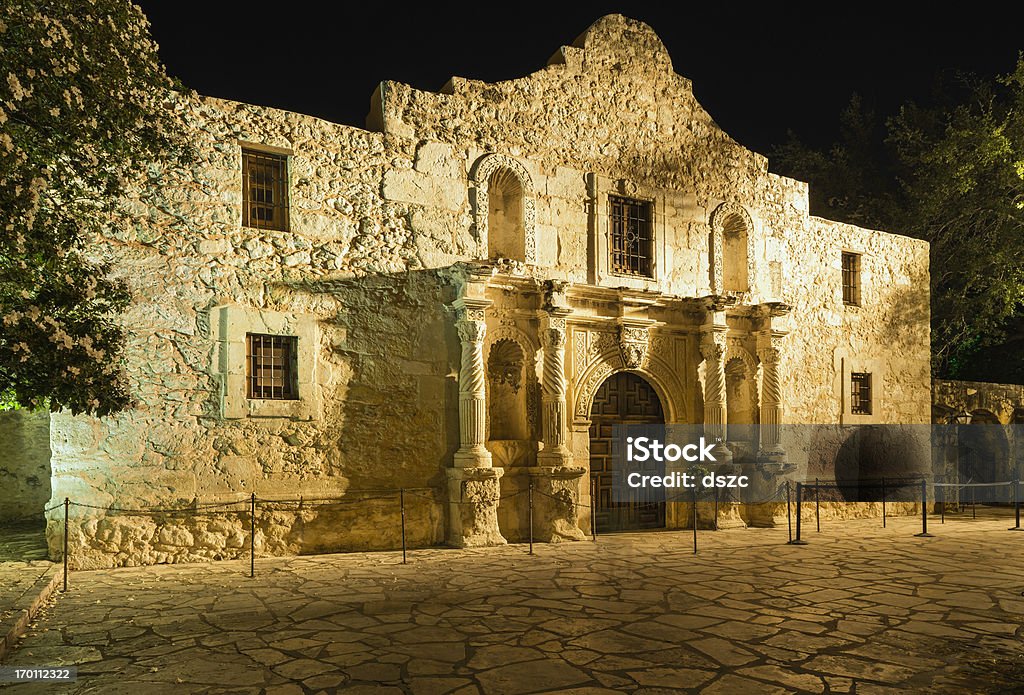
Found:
772,60 -> 1024,381
0,1 -> 192,415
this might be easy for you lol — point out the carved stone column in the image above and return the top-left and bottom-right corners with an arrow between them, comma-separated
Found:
538,315 -> 570,465
454,309 -> 491,468
744,303 -> 794,528
448,294 -> 505,548
700,330 -> 732,463
529,282 -> 585,542
757,338 -> 785,461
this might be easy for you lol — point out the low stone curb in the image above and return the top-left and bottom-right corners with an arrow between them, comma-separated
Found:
0,563 -> 61,663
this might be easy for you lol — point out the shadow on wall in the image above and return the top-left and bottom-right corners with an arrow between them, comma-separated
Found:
0,410 -> 52,525
806,425 -> 930,502
271,269 -> 459,551
877,278 -> 930,374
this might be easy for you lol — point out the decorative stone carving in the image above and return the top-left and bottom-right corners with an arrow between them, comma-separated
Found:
539,316 -> 571,465
446,467 -> 506,547
618,325 -> 650,369
573,331 -> 588,372
649,333 -> 670,362
527,465 -> 587,542
575,362 -> 615,418
453,299 -> 492,469
526,382 -> 541,439
757,335 -> 786,460
592,330 -> 618,359
488,339 -> 525,392
726,337 -> 760,393
708,202 -> 756,297
699,331 -> 726,365
699,329 -> 731,461
471,153 -> 537,264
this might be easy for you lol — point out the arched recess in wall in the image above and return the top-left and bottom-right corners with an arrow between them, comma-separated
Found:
709,202 -> 755,295
471,154 -> 537,265
958,410 -> 1009,503
487,338 -> 529,441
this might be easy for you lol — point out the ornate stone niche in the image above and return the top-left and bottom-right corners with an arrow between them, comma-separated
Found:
709,202 -> 755,298
487,338 -> 529,441
471,154 -> 537,265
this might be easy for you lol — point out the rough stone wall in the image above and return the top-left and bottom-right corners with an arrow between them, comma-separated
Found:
48,96 -> 453,567
0,410 -> 51,524
47,13 -> 933,564
933,379 -> 1024,424
370,14 -> 931,431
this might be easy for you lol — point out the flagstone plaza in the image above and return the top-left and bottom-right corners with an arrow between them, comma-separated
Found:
2,514 -> 1024,694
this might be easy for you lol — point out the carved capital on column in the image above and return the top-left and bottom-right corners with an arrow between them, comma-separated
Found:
541,327 -> 567,350
699,330 -> 727,364
756,331 -> 787,363
757,344 -> 781,368
457,318 -> 486,344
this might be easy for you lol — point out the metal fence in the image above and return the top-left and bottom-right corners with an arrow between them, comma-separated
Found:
5,474 -> 1021,592
786,477 -> 1024,545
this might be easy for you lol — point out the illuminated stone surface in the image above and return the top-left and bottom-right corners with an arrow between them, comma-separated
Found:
1,15 -> 934,564
4,514 -> 1024,692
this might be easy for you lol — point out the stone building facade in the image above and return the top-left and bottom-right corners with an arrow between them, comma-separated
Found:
3,15 -> 934,567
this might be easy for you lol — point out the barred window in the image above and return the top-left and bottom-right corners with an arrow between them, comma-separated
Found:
851,372 -> 872,415
609,195 -> 653,277
246,334 -> 297,400
242,149 -> 289,231
842,252 -> 861,306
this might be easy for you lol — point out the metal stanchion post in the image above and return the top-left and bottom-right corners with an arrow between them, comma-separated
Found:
400,488 -> 408,564
815,477 -> 820,533
940,475 -> 945,524
591,478 -> 598,543
790,483 -> 808,545
529,480 -> 534,556
691,484 -> 698,555
786,480 -> 792,544
915,479 -> 933,537
713,485 -> 719,531
881,476 -> 887,528
1010,472 -> 1022,531
250,492 -> 256,578
971,484 -> 976,519
63,498 -> 69,592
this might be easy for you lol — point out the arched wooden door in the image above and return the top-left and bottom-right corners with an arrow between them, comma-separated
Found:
589,371 -> 665,532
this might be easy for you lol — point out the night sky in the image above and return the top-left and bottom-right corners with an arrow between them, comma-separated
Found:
136,3 -> 1024,159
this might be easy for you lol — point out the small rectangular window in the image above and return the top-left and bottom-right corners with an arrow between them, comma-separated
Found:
842,252 -> 861,306
851,372 -> 872,415
242,149 -> 289,231
246,334 -> 297,400
608,195 -> 653,277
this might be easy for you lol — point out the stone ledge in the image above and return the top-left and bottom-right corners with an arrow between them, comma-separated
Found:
0,562 -> 61,662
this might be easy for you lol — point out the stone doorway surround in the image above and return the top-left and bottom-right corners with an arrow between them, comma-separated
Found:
445,262 -> 793,545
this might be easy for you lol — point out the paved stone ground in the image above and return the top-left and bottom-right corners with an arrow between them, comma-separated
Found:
0,525 -> 48,564
0,525 -> 52,628
2,513 -> 1024,694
